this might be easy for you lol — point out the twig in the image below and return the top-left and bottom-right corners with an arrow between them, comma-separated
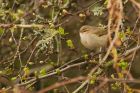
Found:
14,51 -> 103,87
0,23 -> 45,28
129,0 -> 140,9
93,78 -> 108,92
122,45 -> 140,57
38,76 -> 87,93
37,76 -> 140,93
18,62 -> 87,86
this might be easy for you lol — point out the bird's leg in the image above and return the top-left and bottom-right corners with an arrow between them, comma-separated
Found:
89,48 -> 105,60
99,47 -> 102,62
88,50 -> 96,59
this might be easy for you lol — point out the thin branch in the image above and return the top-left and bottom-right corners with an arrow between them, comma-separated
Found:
129,0 -> 140,9
18,62 -> 87,86
38,76 -> 87,93
37,76 -> 140,93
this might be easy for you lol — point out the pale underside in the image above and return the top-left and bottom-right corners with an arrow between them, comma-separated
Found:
80,32 -> 108,51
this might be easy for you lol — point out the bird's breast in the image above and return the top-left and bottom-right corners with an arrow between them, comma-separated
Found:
80,33 -> 100,50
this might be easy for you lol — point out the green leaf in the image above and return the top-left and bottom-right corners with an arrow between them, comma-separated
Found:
111,82 -> 121,90
11,77 -> 17,81
0,9 -> 5,16
118,60 -> 128,70
89,79 -> 95,84
111,74 -> 115,79
84,54 -> 88,59
40,68 -> 46,76
118,73 -> 124,78
104,0 -> 109,5
17,9 -> 24,17
55,68 -> 61,75
119,32 -> 125,40
66,39 -> 75,49
23,67 -> 30,76
58,27 -> 65,35
126,27 -> 132,35
0,28 -> 4,35
50,61 -> 55,66
89,75 -> 96,84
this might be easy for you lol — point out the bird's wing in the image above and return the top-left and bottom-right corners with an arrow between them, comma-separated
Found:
99,35 -> 108,47
91,27 -> 108,36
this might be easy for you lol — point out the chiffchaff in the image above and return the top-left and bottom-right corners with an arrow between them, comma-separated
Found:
79,25 -> 122,51
79,25 -> 108,51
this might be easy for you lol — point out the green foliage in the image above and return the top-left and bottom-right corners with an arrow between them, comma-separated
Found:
89,75 -> 96,85
49,61 -> 55,66
126,27 -> 132,35
40,68 -> 46,76
91,6 -> 104,16
66,39 -> 75,49
0,28 -> 4,35
119,32 -> 126,40
111,82 -> 121,90
126,85 -> 133,93
10,9 -> 24,21
118,73 -> 124,78
118,60 -> 128,70
36,28 -> 58,53
55,68 -> 61,75
11,77 -> 17,81
104,0 -> 109,6
111,74 -> 121,90
111,74 -> 115,79
5,68 -> 13,75
83,54 -> 88,60
89,79 -> 95,84
0,9 -> 6,17
58,27 -> 65,35
23,67 -> 30,77
37,28 -> 58,45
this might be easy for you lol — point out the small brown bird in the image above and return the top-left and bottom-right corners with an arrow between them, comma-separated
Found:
79,25 -> 108,51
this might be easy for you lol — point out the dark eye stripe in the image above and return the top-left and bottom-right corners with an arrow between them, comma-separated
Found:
81,28 -> 89,32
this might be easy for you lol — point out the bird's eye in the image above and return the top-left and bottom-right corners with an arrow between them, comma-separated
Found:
82,30 -> 86,32
82,28 -> 88,32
